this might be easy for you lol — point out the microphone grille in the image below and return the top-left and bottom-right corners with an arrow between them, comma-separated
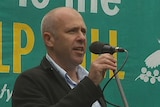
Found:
89,41 -> 105,54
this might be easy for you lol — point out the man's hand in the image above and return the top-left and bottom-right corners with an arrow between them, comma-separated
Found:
88,53 -> 117,86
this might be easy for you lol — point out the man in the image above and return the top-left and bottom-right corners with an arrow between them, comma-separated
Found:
12,7 -> 117,107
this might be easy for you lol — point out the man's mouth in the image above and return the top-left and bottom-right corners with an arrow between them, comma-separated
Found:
73,47 -> 85,53
74,47 -> 83,51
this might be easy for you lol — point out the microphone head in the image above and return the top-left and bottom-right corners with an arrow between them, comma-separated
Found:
89,41 -> 107,54
89,41 -> 115,54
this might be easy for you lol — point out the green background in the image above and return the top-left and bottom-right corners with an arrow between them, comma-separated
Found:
0,0 -> 160,107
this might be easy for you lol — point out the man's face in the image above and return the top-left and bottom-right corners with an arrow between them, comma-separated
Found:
52,13 -> 87,67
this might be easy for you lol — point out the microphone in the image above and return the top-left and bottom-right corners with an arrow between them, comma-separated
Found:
89,41 -> 129,107
89,41 -> 125,54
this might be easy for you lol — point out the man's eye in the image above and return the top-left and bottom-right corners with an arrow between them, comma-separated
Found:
81,29 -> 86,34
67,29 -> 76,33
70,29 -> 76,32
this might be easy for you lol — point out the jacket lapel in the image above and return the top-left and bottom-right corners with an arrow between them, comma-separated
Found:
40,57 -> 71,92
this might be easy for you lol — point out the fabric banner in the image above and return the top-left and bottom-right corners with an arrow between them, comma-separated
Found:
0,0 -> 160,107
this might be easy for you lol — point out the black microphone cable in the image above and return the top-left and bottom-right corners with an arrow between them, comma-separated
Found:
102,49 -> 129,107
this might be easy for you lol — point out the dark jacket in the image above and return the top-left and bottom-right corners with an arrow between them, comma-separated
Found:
12,57 -> 106,107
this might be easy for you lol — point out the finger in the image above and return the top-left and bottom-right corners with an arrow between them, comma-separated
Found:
96,56 -> 117,68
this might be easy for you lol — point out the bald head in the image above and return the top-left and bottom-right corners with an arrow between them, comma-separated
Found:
41,7 -> 85,35
40,7 -> 87,68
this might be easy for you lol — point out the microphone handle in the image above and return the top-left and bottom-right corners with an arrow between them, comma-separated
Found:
113,70 -> 129,107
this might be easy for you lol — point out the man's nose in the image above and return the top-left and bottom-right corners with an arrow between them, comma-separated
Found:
76,31 -> 86,44
78,32 -> 86,41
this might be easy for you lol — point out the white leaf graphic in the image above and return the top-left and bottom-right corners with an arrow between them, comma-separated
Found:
145,50 -> 160,68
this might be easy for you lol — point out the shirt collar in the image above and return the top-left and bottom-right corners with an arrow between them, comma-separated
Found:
46,54 -> 88,88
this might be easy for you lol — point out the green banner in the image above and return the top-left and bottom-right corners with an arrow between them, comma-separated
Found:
0,0 -> 160,107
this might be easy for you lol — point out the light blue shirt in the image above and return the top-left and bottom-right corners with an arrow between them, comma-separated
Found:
46,54 -> 101,107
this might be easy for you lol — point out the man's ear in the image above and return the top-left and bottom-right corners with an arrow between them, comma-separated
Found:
43,32 -> 54,47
